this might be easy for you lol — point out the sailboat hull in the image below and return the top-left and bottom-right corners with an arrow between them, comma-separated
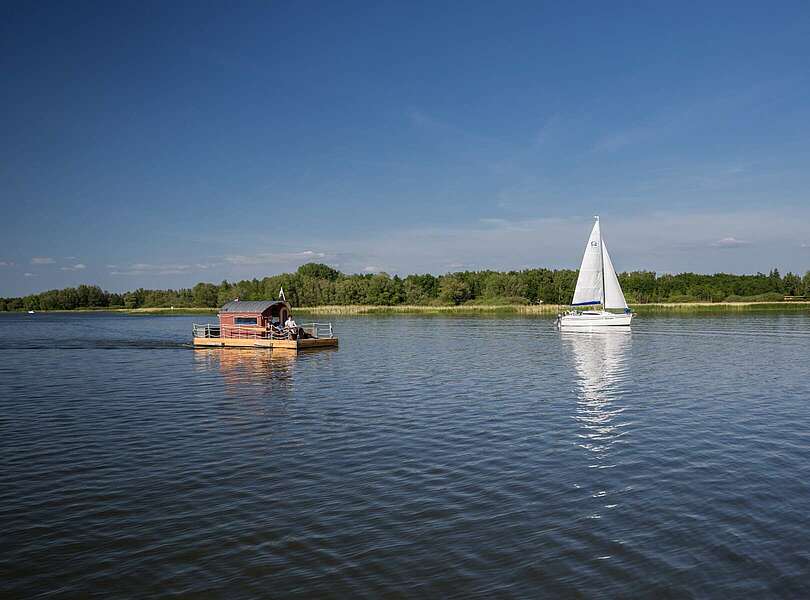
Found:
557,311 -> 633,329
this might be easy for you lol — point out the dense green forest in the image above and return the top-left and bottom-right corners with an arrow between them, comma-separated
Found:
1,263 -> 808,311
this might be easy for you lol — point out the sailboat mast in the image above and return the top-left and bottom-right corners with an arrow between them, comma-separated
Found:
596,216 -> 606,310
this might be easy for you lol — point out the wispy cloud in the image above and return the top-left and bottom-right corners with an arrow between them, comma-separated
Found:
407,108 -> 442,130
24,272 -> 36,277
711,237 -> 750,248
110,262 -> 217,276
590,79 -> 791,156
590,102 -> 698,154
479,217 -> 534,232
535,115 -> 561,146
406,108 -> 501,148
60,263 -> 87,271
106,252 -> 326,278
39,212 -> 809,287
224,250 -> 326,266
592,128 -> 649,153
320,209 -> 810,276
0,260 -> 14,267
30,257 -> 55,265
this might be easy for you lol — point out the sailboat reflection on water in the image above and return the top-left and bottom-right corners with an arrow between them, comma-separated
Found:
564,329 -> 632,464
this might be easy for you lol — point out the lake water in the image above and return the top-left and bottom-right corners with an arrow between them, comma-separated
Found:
2,312 -> 809,598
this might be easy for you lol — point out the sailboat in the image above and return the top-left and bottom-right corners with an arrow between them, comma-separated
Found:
557,216 -> 634,328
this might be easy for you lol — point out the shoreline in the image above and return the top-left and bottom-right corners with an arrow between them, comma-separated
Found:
3,301 -> 809,316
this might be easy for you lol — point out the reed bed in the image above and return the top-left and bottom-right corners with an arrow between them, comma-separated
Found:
25,302 -> 808,316
630,301 -> 810,313
293,304 -> 562,315
125,307 -> 217,315
295,302 -> 810,315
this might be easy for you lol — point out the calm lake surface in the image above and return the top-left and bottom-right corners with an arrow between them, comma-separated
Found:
2,312 -> 809,598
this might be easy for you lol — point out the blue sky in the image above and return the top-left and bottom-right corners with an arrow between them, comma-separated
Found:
2,1 -> 810,295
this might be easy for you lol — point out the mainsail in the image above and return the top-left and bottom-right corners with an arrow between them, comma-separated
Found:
571,218 -> 628,309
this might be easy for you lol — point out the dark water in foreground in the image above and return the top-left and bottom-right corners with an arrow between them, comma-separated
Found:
1,312 -> 809,598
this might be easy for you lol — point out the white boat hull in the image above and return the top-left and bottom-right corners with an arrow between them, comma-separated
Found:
557,311 -> 633,329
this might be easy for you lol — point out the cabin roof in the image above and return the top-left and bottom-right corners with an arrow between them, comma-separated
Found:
219,300 -> 287,314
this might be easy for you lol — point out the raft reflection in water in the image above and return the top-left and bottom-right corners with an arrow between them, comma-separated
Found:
192,348 -> 301,397
562,330 -> 632,466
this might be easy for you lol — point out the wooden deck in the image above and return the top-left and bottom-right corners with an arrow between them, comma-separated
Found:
192,336 -> 338,351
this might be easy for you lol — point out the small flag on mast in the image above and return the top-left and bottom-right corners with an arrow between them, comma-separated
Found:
279,287 -> 286,301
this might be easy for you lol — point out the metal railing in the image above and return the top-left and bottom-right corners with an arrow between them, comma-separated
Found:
193,322 -> 334,340
301,322 -> 334,339
193,323 -> 220,338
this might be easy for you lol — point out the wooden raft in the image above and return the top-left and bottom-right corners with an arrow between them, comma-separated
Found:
192,336 -> 338,351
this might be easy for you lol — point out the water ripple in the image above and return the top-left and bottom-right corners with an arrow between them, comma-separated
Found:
1,312 -> 810,597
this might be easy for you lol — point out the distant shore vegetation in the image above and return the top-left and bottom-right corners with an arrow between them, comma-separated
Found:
1,263 -> 808,312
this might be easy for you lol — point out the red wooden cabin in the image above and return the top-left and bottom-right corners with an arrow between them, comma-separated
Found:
218,300 -> 291,338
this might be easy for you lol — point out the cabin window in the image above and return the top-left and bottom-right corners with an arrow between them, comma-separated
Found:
234,317 -> 258,325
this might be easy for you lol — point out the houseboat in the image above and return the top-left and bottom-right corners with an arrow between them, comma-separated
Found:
192,300 -> 338,351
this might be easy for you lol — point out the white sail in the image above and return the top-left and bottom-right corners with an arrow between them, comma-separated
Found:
571,220 -> 603,306
602,240 -> 628,309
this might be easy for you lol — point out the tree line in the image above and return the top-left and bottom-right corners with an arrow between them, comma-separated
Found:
2,263 -> 809,311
